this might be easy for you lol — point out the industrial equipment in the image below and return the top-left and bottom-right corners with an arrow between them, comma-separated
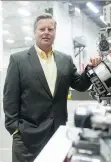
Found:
66,16 -> 111,161
66,54 -> 111,162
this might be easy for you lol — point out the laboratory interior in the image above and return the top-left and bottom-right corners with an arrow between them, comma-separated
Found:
0,1 -> 111,162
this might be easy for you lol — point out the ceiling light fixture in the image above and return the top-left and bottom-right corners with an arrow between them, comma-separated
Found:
86,2 -> 99,13
3,24 -> 11,27
3,30 -> 10,35
6,39 -> 14,44
108,39 -> 111,43
23,19 -> 31,24
22,26 -> 32,31
24,36 -> 32,41
18,8 -> 31,16
100,15 -> 107,25
75,7 -> 80,13
18,1 -> 30,5
68,3 -> 72,6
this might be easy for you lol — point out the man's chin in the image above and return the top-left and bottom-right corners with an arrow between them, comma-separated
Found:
42,42 -> 51,46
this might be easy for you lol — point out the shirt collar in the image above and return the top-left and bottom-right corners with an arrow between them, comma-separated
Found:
34,44 -> 53,60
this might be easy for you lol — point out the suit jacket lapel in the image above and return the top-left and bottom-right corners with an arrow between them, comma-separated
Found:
53,51 -> 63,97
28,46 -> 52,98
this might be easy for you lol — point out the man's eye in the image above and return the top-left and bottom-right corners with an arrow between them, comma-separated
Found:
49,28 -> 53,31
40,29 -> 44,31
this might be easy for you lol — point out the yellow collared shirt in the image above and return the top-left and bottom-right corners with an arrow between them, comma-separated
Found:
38,50 -> 53,60
35,45 -> 57,96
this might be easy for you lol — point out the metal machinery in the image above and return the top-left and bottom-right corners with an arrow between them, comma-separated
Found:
65,54 -> 111,162
65,3 -> 111,162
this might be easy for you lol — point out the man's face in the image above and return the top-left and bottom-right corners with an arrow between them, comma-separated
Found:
35,18 -> 56,47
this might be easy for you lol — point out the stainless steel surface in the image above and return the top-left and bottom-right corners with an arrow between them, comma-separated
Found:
100,139 -> 111,162
71,154 -> 103,162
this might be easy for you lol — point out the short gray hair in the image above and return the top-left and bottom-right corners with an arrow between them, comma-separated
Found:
34,13 -> 57,33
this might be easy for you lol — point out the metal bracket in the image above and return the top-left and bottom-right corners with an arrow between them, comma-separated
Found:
73,40 -> 85,57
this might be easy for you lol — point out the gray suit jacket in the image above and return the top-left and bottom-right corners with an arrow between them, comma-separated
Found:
3,46 -> 91,147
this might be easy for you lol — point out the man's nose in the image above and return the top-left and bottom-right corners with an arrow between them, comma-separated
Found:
44,28 -> 49,34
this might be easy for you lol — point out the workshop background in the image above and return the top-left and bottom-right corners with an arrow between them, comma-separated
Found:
0,1 -> 108,162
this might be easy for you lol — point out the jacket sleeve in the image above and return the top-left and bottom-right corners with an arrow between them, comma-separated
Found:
70,56 -> 91,92
3,55 -> 20,135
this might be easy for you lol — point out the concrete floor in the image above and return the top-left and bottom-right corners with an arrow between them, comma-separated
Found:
0,100 -> 96,162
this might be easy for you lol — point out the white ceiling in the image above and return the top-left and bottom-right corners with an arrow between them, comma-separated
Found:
2,1 -> 53,50
2,1 -> 106,51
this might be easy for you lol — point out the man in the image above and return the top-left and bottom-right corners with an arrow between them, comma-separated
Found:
3,13 -> 101,162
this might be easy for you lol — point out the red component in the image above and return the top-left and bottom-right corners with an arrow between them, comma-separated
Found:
81,63 -> 84,72
66,157 -> 70,162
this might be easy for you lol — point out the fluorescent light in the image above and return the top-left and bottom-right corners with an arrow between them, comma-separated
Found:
18,8 -> 31,16
108,39 -> 111,43
22,26 -> 32,31
18,1 -> 30,5
3,30 -> 10,35
93,159 -> 101,162
23,19 -> 31,24
100,15 -> 107,25
0,1 -> 3,74
75,7 -> 80,13
86,2 -> 99,13
68,3 -> 72,6
24,36 -> 32,41
6,39 -> 14,44
3,24 -> 11,27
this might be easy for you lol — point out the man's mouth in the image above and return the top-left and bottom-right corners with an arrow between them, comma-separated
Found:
42,38 -> 50,40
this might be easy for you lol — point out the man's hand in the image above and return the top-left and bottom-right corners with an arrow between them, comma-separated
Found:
88,55 -> 101,67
